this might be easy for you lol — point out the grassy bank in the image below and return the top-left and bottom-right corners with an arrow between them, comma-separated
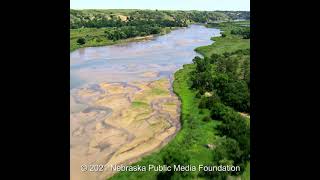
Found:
110,21 -> 250,180
110,63 -> 220,180
195,21 -> 250,57
194,21 -> 250,179
70,27 -> 174,52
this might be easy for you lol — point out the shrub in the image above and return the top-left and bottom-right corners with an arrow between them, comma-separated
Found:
211,102 -> 229,120
77,37 -> 86,45
199,92 -> 220,109
158,149 -> 192,179
202,116 -> 211,122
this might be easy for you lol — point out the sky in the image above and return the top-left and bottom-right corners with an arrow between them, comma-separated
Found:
70,0 -> 250,11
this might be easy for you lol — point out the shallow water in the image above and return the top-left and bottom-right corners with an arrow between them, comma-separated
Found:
70,25 -> 220,89
70,25 -> 220,180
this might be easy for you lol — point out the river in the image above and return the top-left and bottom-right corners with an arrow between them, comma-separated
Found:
70,25 -> 220,180
70,25 -> 220,89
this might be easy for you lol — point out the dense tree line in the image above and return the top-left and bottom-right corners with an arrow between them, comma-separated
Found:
159,48 -> 251,178
71,18 -> 187,29
105,25 -> 162,41
217,11 -> 250,20
190,47 -> 250,179
191,49 -> 250,178
231,27 -> 250,39
191,49 -> 250,112
74,24 -> 165,45
198,102 -> 250,179
71,15 -> 188,43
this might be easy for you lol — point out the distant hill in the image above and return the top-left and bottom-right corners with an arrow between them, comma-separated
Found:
70,9 -> 250,29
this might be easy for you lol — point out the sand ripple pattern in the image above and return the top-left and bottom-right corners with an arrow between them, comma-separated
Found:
70,79 -> 180,180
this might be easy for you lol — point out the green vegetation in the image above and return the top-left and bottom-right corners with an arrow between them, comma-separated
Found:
70,9 -> 249,51
76,37 -> 86,45
132,101 -> 150,108
70,9 -> 249,28
231,27 -> 250,39
70,27 -> 173,51
150,88 -> 167,95
110,63 -> 219,180
192,49 -> 250,112
110,21 -> 250,180
197,21 -> 250,57
191,21 -> 250,179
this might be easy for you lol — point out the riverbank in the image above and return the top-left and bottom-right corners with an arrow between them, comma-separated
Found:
180,21 -> 250,179
70,27 -> 176,52
70,25 -> 219,180
110,62 -> 219,180
195,21 -> 250,57
110,21 -> 250,180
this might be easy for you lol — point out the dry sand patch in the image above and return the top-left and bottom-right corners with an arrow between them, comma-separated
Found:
70,78 -> 180,180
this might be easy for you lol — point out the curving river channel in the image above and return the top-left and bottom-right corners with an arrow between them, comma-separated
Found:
70,25 -> 220,180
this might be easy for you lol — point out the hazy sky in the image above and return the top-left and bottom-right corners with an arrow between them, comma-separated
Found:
70,0 -> 250,11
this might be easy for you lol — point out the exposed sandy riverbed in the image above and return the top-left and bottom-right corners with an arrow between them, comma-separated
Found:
70,78 -> 180,180
70,25 -> 220,180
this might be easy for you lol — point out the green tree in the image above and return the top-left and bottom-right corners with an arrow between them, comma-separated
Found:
77,38 -> 86,45
211,102 -> 229,120
158,148 -> 191,179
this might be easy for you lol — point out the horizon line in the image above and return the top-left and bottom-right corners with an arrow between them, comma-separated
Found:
70,8 -> 250,12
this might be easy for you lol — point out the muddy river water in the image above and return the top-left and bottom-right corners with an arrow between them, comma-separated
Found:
70,25 -> 220,180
